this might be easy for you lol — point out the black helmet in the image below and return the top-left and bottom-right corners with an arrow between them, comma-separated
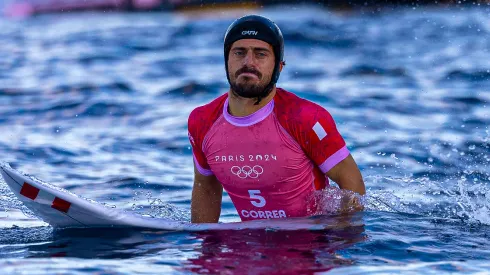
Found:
223,15 -> 285,93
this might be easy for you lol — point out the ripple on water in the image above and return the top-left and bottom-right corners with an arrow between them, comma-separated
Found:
0,5 -> 490,274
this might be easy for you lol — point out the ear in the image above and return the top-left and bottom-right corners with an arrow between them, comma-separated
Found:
279,61 -> 286,72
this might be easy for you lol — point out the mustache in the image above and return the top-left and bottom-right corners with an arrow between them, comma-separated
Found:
235,67 -> 262,79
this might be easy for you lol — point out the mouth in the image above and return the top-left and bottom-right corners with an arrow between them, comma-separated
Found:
235,67 -> 262,80
239,72 -> 260,79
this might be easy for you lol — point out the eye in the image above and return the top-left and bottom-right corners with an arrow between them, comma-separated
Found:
256,52 -> 268,58
234,51 -> 245,57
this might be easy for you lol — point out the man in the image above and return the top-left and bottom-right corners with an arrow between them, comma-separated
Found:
188,15 -> 365,223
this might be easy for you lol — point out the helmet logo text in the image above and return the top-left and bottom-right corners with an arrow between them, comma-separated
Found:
242,30 -> 258,36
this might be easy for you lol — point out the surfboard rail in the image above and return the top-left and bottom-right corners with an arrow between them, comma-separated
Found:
0,163 -> 339,231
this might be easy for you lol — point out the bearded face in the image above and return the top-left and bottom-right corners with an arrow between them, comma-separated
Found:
229,65 -> 272,98
227,39 -> 275,99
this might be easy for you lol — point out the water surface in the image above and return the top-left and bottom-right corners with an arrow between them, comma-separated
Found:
0,5 -> 489,274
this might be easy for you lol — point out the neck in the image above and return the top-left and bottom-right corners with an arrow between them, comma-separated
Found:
227,87 -> 277,117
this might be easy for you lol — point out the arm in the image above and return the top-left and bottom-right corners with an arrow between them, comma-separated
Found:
191,163 -> 223,223
326,154 -> 365,195
188,107 -> 222,223
326,154 -> 365,212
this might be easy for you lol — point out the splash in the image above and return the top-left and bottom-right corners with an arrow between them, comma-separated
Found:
147,198 -> 191,222
452,174 -> 490,225
131,190 -> 191,222
0,163 -> 36,218
361,174 -> 490,225
309,187 -> 365,215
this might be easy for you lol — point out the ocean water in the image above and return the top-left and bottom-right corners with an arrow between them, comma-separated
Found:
0,5 -> 489,274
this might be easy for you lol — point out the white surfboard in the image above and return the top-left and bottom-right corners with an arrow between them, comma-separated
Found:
0,163 -> 330,231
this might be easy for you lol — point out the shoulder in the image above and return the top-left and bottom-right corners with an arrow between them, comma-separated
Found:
273,88 -> 347,168
188,93 -> 227,142
274,88 -> 335,128
188,93 -> 227,126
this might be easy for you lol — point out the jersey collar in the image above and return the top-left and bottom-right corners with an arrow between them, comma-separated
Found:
223,97 -> 274,127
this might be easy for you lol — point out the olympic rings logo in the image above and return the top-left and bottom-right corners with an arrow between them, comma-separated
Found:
230,165 -> 264,179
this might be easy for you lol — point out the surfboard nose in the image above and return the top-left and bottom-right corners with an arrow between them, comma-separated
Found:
0,165 -> 24,194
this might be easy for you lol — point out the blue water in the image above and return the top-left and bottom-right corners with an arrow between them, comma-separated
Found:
0,5 -> 490,274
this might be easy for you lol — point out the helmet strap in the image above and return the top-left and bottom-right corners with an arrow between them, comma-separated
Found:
254,80 -> 274,105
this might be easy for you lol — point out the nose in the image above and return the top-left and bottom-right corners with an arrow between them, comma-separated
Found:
242,51 -> 257,66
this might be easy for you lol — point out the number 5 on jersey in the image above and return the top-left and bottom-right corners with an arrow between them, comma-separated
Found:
248,190 -> 266,207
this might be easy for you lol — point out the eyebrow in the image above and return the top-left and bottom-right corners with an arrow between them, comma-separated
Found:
231,47 -> 272,53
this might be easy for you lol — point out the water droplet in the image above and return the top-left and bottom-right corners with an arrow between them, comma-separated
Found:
469,145 -> 476,150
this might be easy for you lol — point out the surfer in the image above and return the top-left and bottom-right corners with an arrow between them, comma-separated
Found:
188,15 -> 365,223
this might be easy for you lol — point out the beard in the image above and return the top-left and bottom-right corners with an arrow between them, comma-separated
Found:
230,81 -> 271,98
229,66 -> 273,99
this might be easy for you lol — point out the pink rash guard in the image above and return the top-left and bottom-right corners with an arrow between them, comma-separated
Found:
188,88 -> 350,221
